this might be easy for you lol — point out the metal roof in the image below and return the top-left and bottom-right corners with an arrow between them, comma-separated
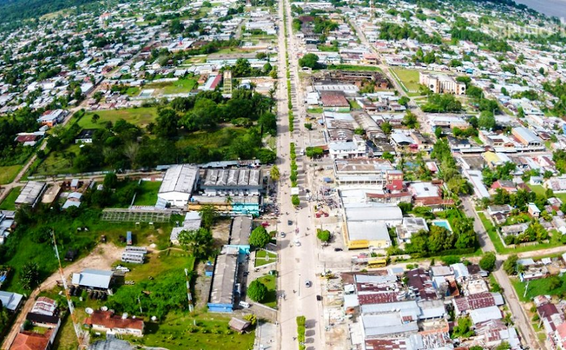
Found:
159,164 -> 199,194
71,269 -> 113,289
209,254 -> 238,305
15,181 -> 47,205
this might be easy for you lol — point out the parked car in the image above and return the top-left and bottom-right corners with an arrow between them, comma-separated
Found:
280,232 -> 286,238
316,295 -> 322,301
334,248 -> 343,252
287,220 -> 293,225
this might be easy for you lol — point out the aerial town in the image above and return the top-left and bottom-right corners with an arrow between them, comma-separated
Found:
2,0 -> 566,349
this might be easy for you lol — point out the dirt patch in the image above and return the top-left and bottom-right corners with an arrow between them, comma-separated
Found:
193,261 -> 212,310
211,218 -> 231,248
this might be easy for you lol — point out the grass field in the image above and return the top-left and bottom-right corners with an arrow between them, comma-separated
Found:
511,274 -> 566,302
349,99 -> 362,110
142,312 -> 255,350
145,78 -> 198,94
391,68 -> 421,92
80,107 -> 159,129
133,181 -> 162,206
0,165 -> 21,184
255,250 -> 277,267
33,144 -> 83,176
176,127 -> 247,150
0,187 -> 21,210
257,274 -> 277,309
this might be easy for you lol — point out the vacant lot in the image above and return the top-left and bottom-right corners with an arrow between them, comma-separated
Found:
33,144 -> 83,176
145,78 -> 198,94
176,127 -> 247,150
0,165 -> 21,184
80,107 -> 159,129
133,181 -> 161,206
391,68 -> 421,92
0,187 -> 21,210
512,275 -> 566,302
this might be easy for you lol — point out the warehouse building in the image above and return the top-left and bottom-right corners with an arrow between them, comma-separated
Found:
158,164 -> 199,208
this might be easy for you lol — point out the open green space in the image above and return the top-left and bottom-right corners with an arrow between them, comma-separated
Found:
307,107 -> 323,114
257,274 -> 277,309
80,107 -> 159,129
529,184 -> 566,202
255,250 -> 277,267
2,208 -> 173,294
141,312 -> 255,350
511,274 -> 566,302
126,87 -> 140,97
176,127 -> 247,151
145,78 -> 198,94
391,68 -> 421,92
0,187 -> 21,210
349,99 -> 361,110
33,144 -> 83,176
133,181 -> 162,206
0,165 -> 21,184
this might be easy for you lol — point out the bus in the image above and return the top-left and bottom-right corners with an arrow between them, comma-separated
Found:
367,258 -> 387,268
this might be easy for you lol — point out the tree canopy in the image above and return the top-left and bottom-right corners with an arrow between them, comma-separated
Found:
250,226 -> 271,248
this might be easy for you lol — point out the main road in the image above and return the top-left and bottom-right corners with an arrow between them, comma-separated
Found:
275,0 -> 325,349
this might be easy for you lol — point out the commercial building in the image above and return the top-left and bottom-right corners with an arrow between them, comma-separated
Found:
158,164 -> 199,207
332,158 -> 394,186
201,168 -> 262,196
343,203 -> 402,250
419,73 -> 466,95
512,127 -> 543,147
208,252 -> 239,313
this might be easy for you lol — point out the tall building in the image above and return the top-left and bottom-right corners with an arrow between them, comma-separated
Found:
420,73 -> 466,95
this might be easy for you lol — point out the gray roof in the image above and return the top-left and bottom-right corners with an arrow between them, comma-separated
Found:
209,254 -> 238,305
347,221 -> 391,242
203,169 -> 261,188
361,300 -> 420,319
229,216 -> 252,246
0,291 -> 23,311
15,181 -> 47,205
71,269 -> 113,289
470,305 -> 502,324
159,164 -> 199,194
362,313 -> 419,337
513,127 -> 541,144
417,299 -> 446,319
345,204 -> 403,222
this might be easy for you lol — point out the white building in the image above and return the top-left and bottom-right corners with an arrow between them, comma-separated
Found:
158,164 -> 200,207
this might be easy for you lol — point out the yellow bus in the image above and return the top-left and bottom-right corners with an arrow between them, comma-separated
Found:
367,258 -> 387,268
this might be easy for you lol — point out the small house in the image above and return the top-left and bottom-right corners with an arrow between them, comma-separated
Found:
228,317 -> 250,333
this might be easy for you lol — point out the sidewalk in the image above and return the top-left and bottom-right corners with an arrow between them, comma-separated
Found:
254,321 -> 278,350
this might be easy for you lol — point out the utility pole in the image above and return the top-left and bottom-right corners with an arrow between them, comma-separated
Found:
184,268 -> 194,312
52,231 -> 87,349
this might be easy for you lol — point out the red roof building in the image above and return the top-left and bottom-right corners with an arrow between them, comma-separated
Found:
84,310 -> 144,337
10,330 -> 53,350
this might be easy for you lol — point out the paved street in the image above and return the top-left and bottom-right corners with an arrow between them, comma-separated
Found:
274,0 -> 325,349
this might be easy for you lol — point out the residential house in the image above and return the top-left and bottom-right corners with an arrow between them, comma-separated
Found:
84,310 -> 144,337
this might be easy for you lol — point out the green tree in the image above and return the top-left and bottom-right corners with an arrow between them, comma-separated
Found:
548,275 -> 562,290
381,121 -> 392,134
250,226 -> 271,248
247,279 -> 268,302
503,254 -> 518,275
243,313 -> 257,326
199,205 -> 218,230
478,110 -> 496,130
20,262 -> 40,290
155,108 -> 179,137
104,172 -> 118,189
317,229 -> 331,242
398,96 -> 410,107
299,53 -> 319,69
434,127 -> 442,139
402,111 -> 419,129
291,195 -> 300,206
452,316 -> 474,338
91,114 -> 100,124
479,252 -> 496,271
178,228 -> 215,260
270,165 -> 280,181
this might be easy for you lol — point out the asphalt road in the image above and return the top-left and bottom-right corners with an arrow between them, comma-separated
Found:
276,0 -> 325,349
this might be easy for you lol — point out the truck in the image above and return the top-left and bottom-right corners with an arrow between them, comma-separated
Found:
126,231 -> 132,245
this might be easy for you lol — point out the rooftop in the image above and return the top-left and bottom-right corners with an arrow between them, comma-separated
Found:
209,253 -> 238,305
71,269 -> 113,289
159,164 -> 199,194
